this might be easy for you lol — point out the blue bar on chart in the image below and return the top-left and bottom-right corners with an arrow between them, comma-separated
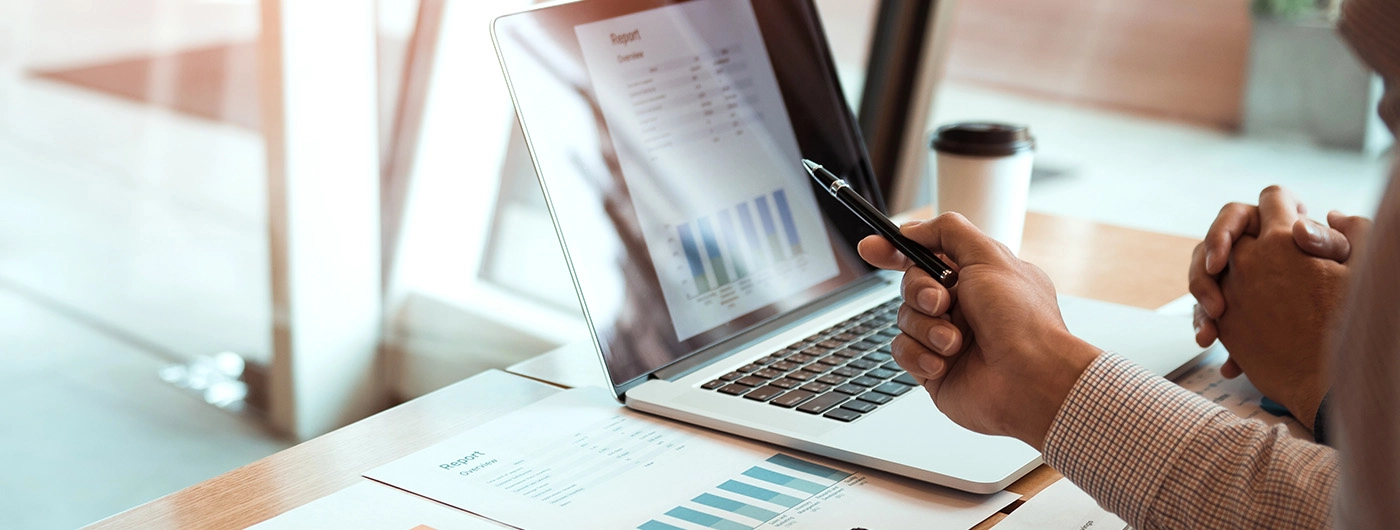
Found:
742,467 -> 827,495
716,480 -> 802,508
663,506 -> 752,530
636,453 -> 851,530
677,222 -> 711,294
734,203 -> 767,267
771,189 -> 803,256
753,196 -> 786,262
764,453 -> 851,481
716,209 -> 748,280
697,217 -> 731,287
692,493 -> 780,521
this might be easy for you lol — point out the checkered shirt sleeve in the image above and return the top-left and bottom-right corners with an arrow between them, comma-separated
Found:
1042,353 -> 1339,530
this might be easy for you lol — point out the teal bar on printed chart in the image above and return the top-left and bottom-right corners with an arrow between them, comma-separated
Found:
638,520 -> 686,530
692,493 -> 780,521
663,506 -> 752,530
764,453 -> 851,481
638,454 -> 846,530
741,467 -> 827,495
716,480 -> 802,508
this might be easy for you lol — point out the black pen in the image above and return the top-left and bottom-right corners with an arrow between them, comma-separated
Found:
803,159 -> 958,288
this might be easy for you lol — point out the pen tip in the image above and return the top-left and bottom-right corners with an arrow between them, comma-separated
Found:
801,159 -> 820,171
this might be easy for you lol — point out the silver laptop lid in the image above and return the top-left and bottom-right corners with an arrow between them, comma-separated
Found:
492,0 -> 885,396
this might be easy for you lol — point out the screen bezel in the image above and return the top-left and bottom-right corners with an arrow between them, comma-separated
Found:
491,0 -> 889,397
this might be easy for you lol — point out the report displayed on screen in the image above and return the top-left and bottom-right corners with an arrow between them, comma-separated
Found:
573,0 -> 841,341
493,0 -> 878,389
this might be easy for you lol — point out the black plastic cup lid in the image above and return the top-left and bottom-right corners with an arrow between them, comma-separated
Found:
930,122 -> 1034,157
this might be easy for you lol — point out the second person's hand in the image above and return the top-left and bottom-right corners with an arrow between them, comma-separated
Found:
1189,185 -> 1366,356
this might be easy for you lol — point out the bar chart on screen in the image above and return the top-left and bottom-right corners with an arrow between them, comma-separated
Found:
574,0 -> 841,341
671,188 -> 808,301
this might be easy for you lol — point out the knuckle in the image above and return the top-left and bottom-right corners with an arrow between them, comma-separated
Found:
1258,227 -> 1293,246
934,211 -> 963,223
935,211 -> 972,229
1027,262 -> 1052,284
1219,202 -> 1250,216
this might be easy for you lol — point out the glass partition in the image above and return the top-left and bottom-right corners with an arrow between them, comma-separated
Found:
0,1 -> 284,526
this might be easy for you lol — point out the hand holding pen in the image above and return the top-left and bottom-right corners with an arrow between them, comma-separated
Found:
838,167 -> 1101,449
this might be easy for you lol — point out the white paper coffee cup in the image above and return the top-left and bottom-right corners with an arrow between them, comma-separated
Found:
930,123 -> 1035,255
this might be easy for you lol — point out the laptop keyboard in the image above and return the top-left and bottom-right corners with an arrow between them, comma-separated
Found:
700,298 -> 919,422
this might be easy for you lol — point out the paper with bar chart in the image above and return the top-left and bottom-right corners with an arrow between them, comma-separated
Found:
574,0 -> 840,341
365,388 -> 1017,530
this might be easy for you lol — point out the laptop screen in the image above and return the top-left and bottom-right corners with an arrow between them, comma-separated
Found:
494,0 -> 883,393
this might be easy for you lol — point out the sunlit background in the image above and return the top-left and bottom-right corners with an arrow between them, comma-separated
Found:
0,0 -> 1388,527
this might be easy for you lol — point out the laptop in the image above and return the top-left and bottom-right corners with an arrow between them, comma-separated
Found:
491,0 -> 1210,493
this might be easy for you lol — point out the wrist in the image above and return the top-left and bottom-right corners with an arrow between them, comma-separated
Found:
1006,331 -> 1102,450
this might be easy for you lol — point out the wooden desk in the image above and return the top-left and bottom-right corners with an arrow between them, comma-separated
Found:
89,212 -> 1200,530
87,371 -> 562,530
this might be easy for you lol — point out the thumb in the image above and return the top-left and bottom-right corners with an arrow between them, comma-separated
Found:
899,212 -> 1014,269
1292,218 -> 1351,262
1328,210 -> 1373,262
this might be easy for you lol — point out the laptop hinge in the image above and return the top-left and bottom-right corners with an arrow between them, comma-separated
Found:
649,272 -> 896,382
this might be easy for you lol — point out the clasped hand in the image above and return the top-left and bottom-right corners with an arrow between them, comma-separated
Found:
1188,185 -> 1371,430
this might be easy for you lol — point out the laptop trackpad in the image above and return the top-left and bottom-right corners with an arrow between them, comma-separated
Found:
823,389 -> 1039,484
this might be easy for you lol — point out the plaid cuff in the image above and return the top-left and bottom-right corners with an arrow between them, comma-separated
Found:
1042,353 -> 1222,526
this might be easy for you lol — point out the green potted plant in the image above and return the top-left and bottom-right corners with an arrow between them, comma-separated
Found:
1243,0 -> 1391,153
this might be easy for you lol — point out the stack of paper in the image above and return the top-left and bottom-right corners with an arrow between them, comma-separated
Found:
364,388 -> 1019,529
